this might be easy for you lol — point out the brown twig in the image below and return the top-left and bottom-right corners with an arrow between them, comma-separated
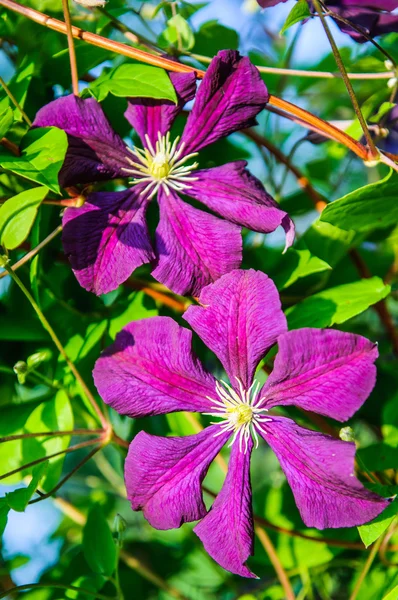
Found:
124,278 -> 190,312
243,128 -> 327,211
349,249 -> 398,356
0,74 -> 32,126
0,0 -> 198,74
0,428 -> 104,443
0,436 -> 104,481
61,0 -> 79,94
312,0 -> 378,158
255,526 -> 296,599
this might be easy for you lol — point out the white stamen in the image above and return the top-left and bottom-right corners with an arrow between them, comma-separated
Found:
124,133 -> 198,197
207,377 -> 272,454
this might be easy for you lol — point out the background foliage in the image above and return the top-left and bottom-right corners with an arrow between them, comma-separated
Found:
0,0 -> 398,599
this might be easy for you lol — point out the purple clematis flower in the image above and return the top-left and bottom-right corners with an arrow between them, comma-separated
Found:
32,51 -> 294,297
93,269 -> 389,578
258,1 -> 398,43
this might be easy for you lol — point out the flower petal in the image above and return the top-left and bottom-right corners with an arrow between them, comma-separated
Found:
261,329 -> 378,421
179,50 -> 268,154
33,95 -> 130,187
194,438 -> 256,578
152,188 -> 242,296
261,417 -> 389,529
62,188 -> 154,295
93,316 -> 217,417
185,161 -> 294,251
184,270 -> 287,390
124,72 -> 197,148
125,425 -> 230,529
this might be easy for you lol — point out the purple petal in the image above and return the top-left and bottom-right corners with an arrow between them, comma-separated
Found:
152,188 -> 242,297
93,316 -> 217,417
258,0 -> 288,5
179,50 -> 268,154
261,329 -> 378,421
125,72 -> 197,148
185,161 -> 294,251
184,270 -> 287,390
125,425 -> 230,529
33,95 -> 130,187
62,187 -> 154,295
194,438 -> 256,578
261,417 -> 389,529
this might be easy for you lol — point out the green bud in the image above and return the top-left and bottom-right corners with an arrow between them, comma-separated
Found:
13,361 -> 28,384
27,349 -> 52,369
113,513 -> 127,547
339,426 -> 355,443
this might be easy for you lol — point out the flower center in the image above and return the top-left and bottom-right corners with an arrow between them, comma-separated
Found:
121,132 -> 199,199
205,378 -> 271,453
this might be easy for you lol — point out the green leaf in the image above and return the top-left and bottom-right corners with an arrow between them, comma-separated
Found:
0,106 -> 13,139
369,102 -> 395,123
0,186 -> 48,250
83,505 -> 117,576
358,499 -> 397,547
357,443 -> 398,472
300,219 -> 359,267
0,59 -> 34,122
63,321 -> 108,363
0,127 -> 68,193
272,248 -> 331,290
5,461 -> 48,511
286,277 -> 390,329
0,390 -> 73,489
320,172 -> 398,233
383,585 -> 398,600
108,291 -> 158,339
88,64 -> 177,103
192,21 -> 238,55
0,498 -> 10,536
280,0 -> 311,34
162,14 -> 195,51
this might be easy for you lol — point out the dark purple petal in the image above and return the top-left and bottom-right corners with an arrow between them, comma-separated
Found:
179,50 -> 269,154
261,329 -> 378,421
261,417 -> 389,529
93,316 -> 217,417
185,161 -> 294,251
184,270 -> 287,390
125,425 -> 230,529
33,95 -> 130,187
62,187 -> 154,295
331,5 -> 398,41
152,188 -> 242,296
258,0 -> 288,5
124,72 -> 197,148
194,438 -> 256,578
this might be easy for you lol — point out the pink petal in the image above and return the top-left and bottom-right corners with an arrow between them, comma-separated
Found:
261,417 -> 389,529
194,438 -> 256,578
93,317 -> 216,417
261,328 -> 378,421
125,425 -> 230,529
184,270 -> 287,390
152,188 -> 242,296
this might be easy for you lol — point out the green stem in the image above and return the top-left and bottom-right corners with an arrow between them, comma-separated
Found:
312,0 -> 378,159
349,535 -> 384,600
0,429 -> 104,443
0,437 -> 103,481
97,7 -> 160,53
0,74 -> 32,125
0,583 -> 116,599
29,444 -> 103,504
1,260 -> 109,430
